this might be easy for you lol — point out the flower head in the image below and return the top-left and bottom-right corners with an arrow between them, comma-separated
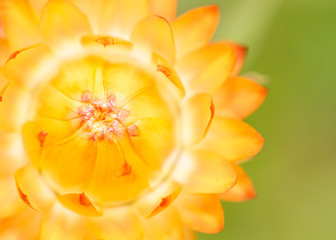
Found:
0,0 -> 267,239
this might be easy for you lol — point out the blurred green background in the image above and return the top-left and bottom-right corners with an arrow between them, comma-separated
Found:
178,0 -> 336,239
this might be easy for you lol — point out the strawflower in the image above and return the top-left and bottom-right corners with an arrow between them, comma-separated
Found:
0,0 -> 267,239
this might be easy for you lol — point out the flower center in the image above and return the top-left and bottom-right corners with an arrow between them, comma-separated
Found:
24,56 -> 180,205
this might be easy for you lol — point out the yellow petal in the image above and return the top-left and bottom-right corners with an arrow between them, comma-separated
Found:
150,0 -> 177,22
0,208 -> 41,240
184,228 -> 197,240
0,82 -> 30,132
88,207 -> 143,239
4,44 -> 54,89
39,203 -> 93,240
176,194 -> 224,234
136,180 -> 182,218
28,0 -> 47,14
41,132 -> 97,194
40,0 -> 92,47
57,193 -> 101,217
0,0 -> 40,50
219,163 -> 256,202
15,165 -> 55,212
87,137 -> 149,203
182,93 -> 214,145
172,6 -> 219,59
142,208 -> 185,240
214,76 -> 268,119
0,177 -> 25,219
0,131 -> 25,177
72,0 -> 149,39
200,116 -> 264,162
131,15 -> 175,62
176,43 -> 237,94
174,150 -> 236,194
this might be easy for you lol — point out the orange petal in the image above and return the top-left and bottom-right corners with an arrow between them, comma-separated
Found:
214,76 -> 268,119
184,228 -> 197,240
172,6 -> 219,59
28,0 -> 46,14
0,177 -> 25,219
142,208 -> 185,240
0,0 -> 40,50
150,0 -> 177,22
0,38 -> 10,65
0,208 -> 41,240
39,203 -> 93,240
229,43 -> 247,76
176,194 -> 224,234
72,0 -> 149,39
40,0 -> 92,47
174,150 -> 236,194
176,43 -> 237,94
131,15 -> 175,62
200,116 -> 264,162
57,193 -> 101,217
15,165 -> 55,212
182,93 -> 214,145
88,207 -> 143,239
41,132 -> 97,194
136,180 -> 182,218
219,163 -> 256,202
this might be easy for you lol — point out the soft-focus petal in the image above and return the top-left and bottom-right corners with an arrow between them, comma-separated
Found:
150,0 -> 177,22
72,0 -> 149,38
214,77 -> 268,119
182,93 -> 214,145
88,208 -> 143,239
219,163 -> 256,201
174,150 -> 236,194
200,116 -> 264,162
176,43 -> 237,94
40,0 -> 92,47
176,194 -> 224,234
0,0 -> 40,50
0,38 -> 10,65
15,165 -> 55,212
131,15 -> 175,62
142,208 -> 185,240
172,6 -> 219,59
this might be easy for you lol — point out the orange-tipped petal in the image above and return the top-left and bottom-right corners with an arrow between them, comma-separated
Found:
172,6 -> 219,59
41,132 -> 97,194
200,116 -> 264,162
142,208 -> 185,240
15,165 -> 55,212
0,0 -> 40,50
150,0 -> 177,22
40,0 -> 92,47
176,194 -> 224,234
176,43 -> 237,94
229,43 -> 247,76
57,193 -> 101,217
182,93 -> 214,145
219,163 -> 256,202
214,76 -> 268,119
39,203 -> 92,240
131,15 -> 175,62
22,121 -> 47,167
136,180 -> 182,218
174,150 -> 236,194
72,0 -> 149,38
88,208 -> 143,239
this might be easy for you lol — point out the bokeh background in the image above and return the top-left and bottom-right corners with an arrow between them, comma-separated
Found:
178,0 -> 336,239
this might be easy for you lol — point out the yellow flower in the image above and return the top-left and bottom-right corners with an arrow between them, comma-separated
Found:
0,0 -> 267,239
